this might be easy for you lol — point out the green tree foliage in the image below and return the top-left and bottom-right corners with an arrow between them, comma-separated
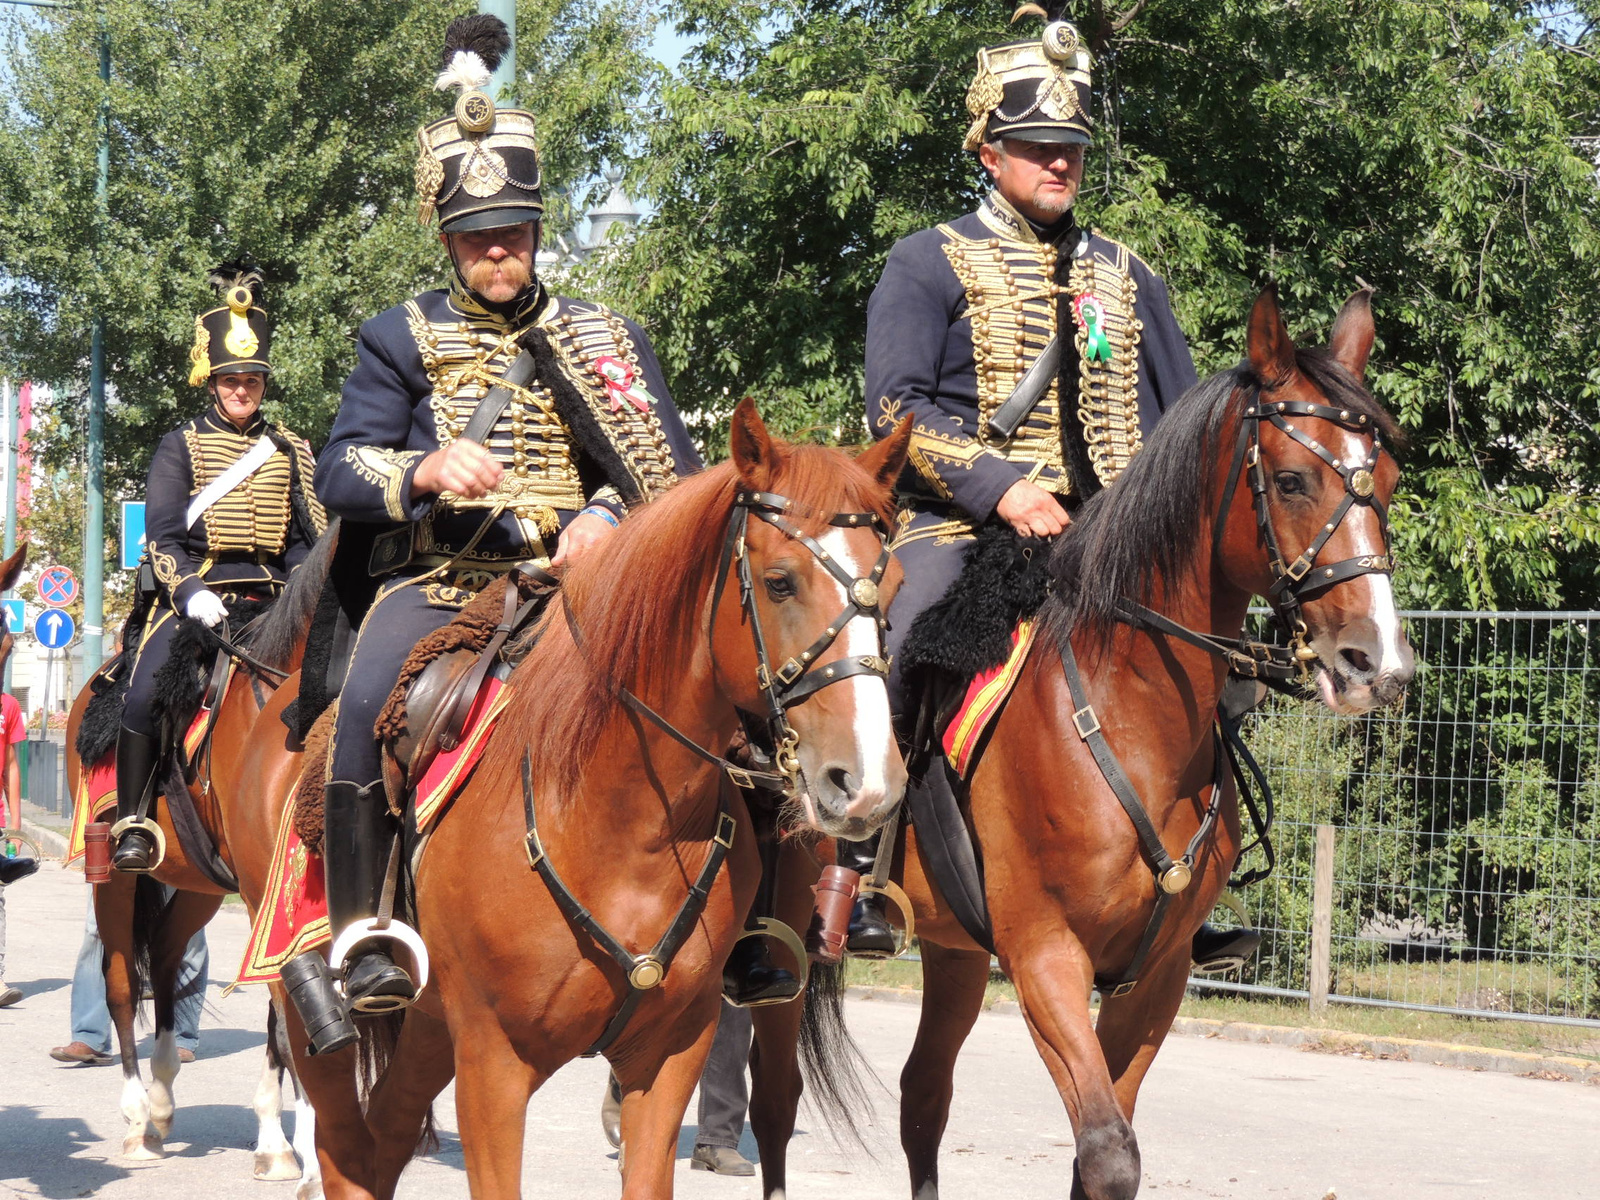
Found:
0,0 -> 658,501
606,0 -> 1600,607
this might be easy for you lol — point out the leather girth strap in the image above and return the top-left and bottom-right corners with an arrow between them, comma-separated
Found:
904,750 -> 994,955
519,752 -> 737,1057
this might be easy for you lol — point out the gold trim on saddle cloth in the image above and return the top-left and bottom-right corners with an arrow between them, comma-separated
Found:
944,618 -> 1038,778
235,788 -> 331,988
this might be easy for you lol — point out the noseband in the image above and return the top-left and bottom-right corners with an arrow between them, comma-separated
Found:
709,490 -> 893,792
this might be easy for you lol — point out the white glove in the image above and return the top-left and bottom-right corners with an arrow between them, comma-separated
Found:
185,590 -> 229,628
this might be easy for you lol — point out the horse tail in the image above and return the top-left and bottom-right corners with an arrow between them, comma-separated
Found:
796,960 -> 878,1151
353,1012 -> 438,1154
126,873 -> 168,1024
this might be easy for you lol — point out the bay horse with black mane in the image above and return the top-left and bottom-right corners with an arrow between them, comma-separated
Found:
64,531 -> 337,1194
231,399 -> 912,1200
746,287 -> 1416,1200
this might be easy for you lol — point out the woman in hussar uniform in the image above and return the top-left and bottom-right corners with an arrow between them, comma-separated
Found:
110,263 -> 325,872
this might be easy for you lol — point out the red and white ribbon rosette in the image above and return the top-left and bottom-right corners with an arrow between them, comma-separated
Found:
594,356 -> 653,414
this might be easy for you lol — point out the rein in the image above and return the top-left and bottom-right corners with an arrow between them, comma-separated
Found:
526,487 -> 894,1053
1070,389 -> 1393,994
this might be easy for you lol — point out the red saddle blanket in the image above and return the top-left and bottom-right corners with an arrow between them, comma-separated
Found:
941,619 -> 1037,779
66,696 -> 224,865
236,675 -> 514,986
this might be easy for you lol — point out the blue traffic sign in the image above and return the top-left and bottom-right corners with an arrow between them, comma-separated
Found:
121,501 -> 147,571
34,608 -> 75,649
1,599 -> 22,637
37,566 -> 78,608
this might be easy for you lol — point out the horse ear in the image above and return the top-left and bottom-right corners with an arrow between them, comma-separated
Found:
1247,283 -> 1297,389
729,397 -> 778,492
1328,287 -> 1375,381
855,416 -> 912,492
0,544 -> 26,593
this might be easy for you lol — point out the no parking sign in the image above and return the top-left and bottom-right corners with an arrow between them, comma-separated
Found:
36,566 -> 78,609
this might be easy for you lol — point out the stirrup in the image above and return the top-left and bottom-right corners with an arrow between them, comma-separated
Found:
328,917 -> 431,1007
849,879 -> 915,959
728,919 -> 809,1007
108,817 -> 166,873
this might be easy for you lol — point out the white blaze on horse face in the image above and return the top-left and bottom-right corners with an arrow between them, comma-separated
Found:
818,529 -> 896,806
1335,427 -> 1406,678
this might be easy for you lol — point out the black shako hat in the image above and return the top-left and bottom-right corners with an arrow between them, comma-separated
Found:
415,14 -> 544,234
964,3 -> 1094,151
188,261 -> 271,384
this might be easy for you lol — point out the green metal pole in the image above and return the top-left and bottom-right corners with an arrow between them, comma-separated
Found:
478,0 -> 516,103
2,376 -> 15,693
82,11 -> 107,675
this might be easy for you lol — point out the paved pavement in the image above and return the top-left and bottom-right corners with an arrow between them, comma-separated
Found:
2,860 -> 1597,1199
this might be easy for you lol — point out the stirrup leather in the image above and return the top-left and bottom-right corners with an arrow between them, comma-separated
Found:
108,817 -> 166,873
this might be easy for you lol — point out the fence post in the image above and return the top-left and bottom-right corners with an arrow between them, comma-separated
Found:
1309,824 -> 1335,1016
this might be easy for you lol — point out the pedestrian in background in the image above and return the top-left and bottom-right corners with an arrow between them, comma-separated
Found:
1,688 -> 39,1008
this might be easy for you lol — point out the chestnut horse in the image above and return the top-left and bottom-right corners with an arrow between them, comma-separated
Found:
232,400 -> 912,1200
747,287 -> 1416,1200
63,532 -> 336,1193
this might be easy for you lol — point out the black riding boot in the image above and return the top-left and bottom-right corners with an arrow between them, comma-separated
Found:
1191,923 -> 1262,973
838,834 -> 895,956
721,828 -> 802,1007
323,781 -> 416,1013
111,726 -> 162,873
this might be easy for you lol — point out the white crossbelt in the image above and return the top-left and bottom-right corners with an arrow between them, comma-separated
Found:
186,434 -> 278,529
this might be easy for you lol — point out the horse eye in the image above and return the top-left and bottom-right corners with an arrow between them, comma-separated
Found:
763,571 -> 796,601
1274,471 -> 1305,496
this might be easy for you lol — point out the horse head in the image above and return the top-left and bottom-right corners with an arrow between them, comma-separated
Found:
719,398 -> 912,838
1224,285 -> 1416,712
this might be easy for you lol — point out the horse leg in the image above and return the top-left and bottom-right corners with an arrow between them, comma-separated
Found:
749,997 -> 804,1200
452,1014 -> 540,1200
1007,943 -> 1140,1200
1092,950 -> 1192,1122
365,1009 -> 455,1200
272,997 -> 326,1200
143,890 -> 221,1144
901,942 -> 991,1200
274,991 -> 379,1200
93,873 -> 159,1159
254,1002 -> 301,1181
616,1004 -> 722,1200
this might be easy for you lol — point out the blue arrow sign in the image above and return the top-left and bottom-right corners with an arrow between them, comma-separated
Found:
1,599 -> 22,637
34,607 -> 75,649
121,501 -> 147,571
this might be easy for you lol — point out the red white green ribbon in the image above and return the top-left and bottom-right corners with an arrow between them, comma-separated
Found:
1074,293 -> 1113,363
594,356 -> 653,413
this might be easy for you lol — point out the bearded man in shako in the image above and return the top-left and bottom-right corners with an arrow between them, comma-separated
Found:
305,15 -> 702,1022
848,4 -> 1256,971
110,263 -> 326,873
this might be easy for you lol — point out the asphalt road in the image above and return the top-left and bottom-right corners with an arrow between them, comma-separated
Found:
2,860 -> 1596,1200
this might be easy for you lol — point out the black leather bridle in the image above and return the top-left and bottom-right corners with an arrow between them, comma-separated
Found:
533,487 -> 895,1054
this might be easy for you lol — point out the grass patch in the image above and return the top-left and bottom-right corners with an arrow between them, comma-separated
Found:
843,954 -> 1600,1061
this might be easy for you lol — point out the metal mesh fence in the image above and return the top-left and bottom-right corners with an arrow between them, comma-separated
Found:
1202,611 -> 1600,1027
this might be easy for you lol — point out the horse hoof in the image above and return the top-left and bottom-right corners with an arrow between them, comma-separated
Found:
254,1150 -> 301,1181
294,1178 -> 326,1200
122,1134 -> 163,1160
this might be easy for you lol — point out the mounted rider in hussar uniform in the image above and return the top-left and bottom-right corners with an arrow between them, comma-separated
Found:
849,2 -> 1258,970
111,264 -> 325,873
295,15 -> 706,1030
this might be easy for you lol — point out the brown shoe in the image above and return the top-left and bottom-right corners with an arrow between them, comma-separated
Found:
178,1047 -> 196,1064
690,1145 -> 756,1176
50,1041 -> 115,1066
0,982 -> 20,1008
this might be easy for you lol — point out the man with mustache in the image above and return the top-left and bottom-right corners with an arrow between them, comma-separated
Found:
847,4 -> 1259,973
302,15 -> 702,1028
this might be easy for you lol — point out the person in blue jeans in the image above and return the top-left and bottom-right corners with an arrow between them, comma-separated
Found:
49,888 -> 207,1065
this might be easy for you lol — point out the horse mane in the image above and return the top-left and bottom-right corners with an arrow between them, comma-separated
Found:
1044,347 -> 1399,653
487,443 -> 897,800
241,517 -> 340,671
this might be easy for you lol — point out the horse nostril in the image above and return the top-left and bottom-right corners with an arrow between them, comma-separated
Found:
1340,646 -> 1374,677
824,767 -> 858,798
